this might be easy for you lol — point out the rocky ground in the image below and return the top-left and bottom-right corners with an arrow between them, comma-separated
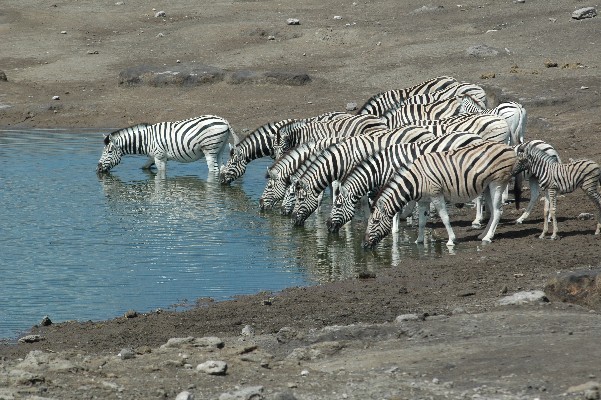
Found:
1,0 -> 601,399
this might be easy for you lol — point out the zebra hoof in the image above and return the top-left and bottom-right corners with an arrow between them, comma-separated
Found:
471,223 -> 482,229
445,241 -> 456,247
515,219 -> 524,224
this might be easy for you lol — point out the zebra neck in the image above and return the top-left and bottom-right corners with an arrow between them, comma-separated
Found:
115,126 -> 150,155
239,131 -> 274,159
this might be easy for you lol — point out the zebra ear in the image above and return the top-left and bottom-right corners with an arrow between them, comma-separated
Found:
103,135 -> 110,146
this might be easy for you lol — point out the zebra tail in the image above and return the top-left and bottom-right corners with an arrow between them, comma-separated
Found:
513,172 -> 522,210
512,104 -> 527,145
227,121 -> 242,145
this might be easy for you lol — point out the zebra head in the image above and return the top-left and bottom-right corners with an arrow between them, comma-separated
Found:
219,146 -> 248,184
280,184 -> 296,216
272,131 -> 292,160
327,185 -> 360,233
291,180 -> 320,226
97,135 -> 123,173
362,203 -> 394,249
259,169 -> 289,210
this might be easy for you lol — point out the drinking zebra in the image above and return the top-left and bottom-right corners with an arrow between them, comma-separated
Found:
96,115 -> 236,176
291,129 -> 439,225
357,76 -> 459,116
512,143 -> 601,239
326,132 -> 485,233
363,141 -> 518,249
382,96 -> 466,129
273,114 -> 386,159
219,111 -> 348,184
264,126 -> 436,212
460,95 -> 527,146
514,140 -> 561,224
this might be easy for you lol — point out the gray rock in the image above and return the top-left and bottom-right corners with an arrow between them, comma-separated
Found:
219,385 -> 264,400
498,290 -> 549,306
175,391 -> 195,400
395,313 -> 420,323
276,326 -> 304,343
18,334 -> 44,343
572,7 -> 597,20
118,348 -> 136,360
119,64 -> 226,87
567,381 -> 600,393
17,350 -> 77,372
8,369 -> 45,385
40,315 -> 52,326
286,341 -> 344,361
545,269 -> 601,309
160,336 -> 224,349
155,10 -> 166,18
346,102 -> 357,111
196,360 -> 228,375
0,70 -> 7,81
410,5 -> 444,14
467,44 -> 500,58
241,324 -> 255,337
286,18 -> 300,25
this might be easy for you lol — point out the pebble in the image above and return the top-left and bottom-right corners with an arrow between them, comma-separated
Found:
572,7 -> 597,20
196,360 -> 228,375
118,348 -> 136,360
219,385 -> 263,400
287,18 -> 300,25
60,30 -> 67,34
40,315 -> 52,326
498,290 -> 548,305
395,313 -> 420,323
345,102 -> 357,111
155,10 -> 166,18
124,309 -> 138,318
300,369 -> 309,376
52,95 -> 60,100
241,324 -> 255,337
175,391 -> 195,400
18,334 -> 44,343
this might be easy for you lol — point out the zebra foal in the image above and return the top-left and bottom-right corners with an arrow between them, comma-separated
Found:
513,143 -> 601,239
363,141 -> 518,249
97,115 -> 235,177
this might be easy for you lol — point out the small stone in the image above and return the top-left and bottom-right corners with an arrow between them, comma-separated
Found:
241,325 -> 255,337
287,18 -> 300,25
346,102 -> 357,111
219,386 -> 263,400
498,290 -> 548,306
300,369 -> 309,376
572,7 -> 597,20
514,0 -> 525,3
333,15 -> 342,20
544,61 -> 558,68
124,309 -> 138,318
87,50 -> 99,55
585,388 -> 601,400
18,335 -> 44,343
480,72 -> 496,79
40,315 -> 52,326
118,348 -> 136,360
155,10 -> 166,18
60,30 -> 67,34
395,313 -> 420,323
175,391 -> 195,400
52,95 -> 60,100
0,70 -> 7,81
196,360 -> 228,375
115,1 -> 124,5
156,32 -> 165,38
578,212 -> 595,220
267,35 -> 276,40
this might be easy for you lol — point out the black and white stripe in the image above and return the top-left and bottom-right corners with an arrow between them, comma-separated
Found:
513,142 -> 601,239
357,76 -> 459,116
411,113 -> 511,144
97,115 -> 234,176
382,96 -> 465,129
326,132 -> 484,233
461,95 -> 527,146
273,114 -> 387,159
363,141 -> 517,248
290,129 -> 435,225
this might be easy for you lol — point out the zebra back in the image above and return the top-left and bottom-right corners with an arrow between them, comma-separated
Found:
106,123 -> 151,153
461,96 -> 527,146
403,82 -> 487,109
357,76 -> 459,116
274,114 -> 387,159
382,96 -> 464,129
414,113 -> 510,143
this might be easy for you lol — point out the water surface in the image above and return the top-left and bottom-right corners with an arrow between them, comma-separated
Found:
0,129 -> 452,339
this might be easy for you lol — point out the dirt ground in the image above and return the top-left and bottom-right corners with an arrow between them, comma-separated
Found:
1,0 -> 601,399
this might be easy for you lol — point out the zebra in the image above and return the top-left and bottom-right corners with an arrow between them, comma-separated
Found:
273,114 -> 387,159
219,111 -> 348,184
513,140 -> 561,224
259,137 -> 342,210
410,113 -> 511,144
278,126 -> 437,216
382,96 -> 466,129
96,115 -> 235,177
357,76 -> 459,116
362,141 -> 518,249
460,95 -> 527,146
401,82 -> 487,109
512,143 -> 601,239
326,132 -> 485,233
290,129 -> 437,225
268,126 -> 436,213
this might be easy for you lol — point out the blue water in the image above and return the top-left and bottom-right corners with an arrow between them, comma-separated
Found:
0,129 -> 451,340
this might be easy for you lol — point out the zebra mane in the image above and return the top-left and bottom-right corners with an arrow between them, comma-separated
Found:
520,142 -> 558,164
105,123 -> 151,144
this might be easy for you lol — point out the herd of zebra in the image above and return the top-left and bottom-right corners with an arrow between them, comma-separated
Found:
96,75 -> 601,248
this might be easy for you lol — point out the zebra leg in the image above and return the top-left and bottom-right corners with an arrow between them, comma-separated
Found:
415,201 -> 430,244
516,177 -> 539,224
205,153 -> 221,175
392,212 -> 400,233
142,157 -> 155,170
316,191 -> 325,211
479,182 -> 505,243
582,185 -> 601,235
540,191 -> 550,239
549,188 -> 559,240
431,195 -> 456,247
154,157 -> 167,176
471,194 -> 484,228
